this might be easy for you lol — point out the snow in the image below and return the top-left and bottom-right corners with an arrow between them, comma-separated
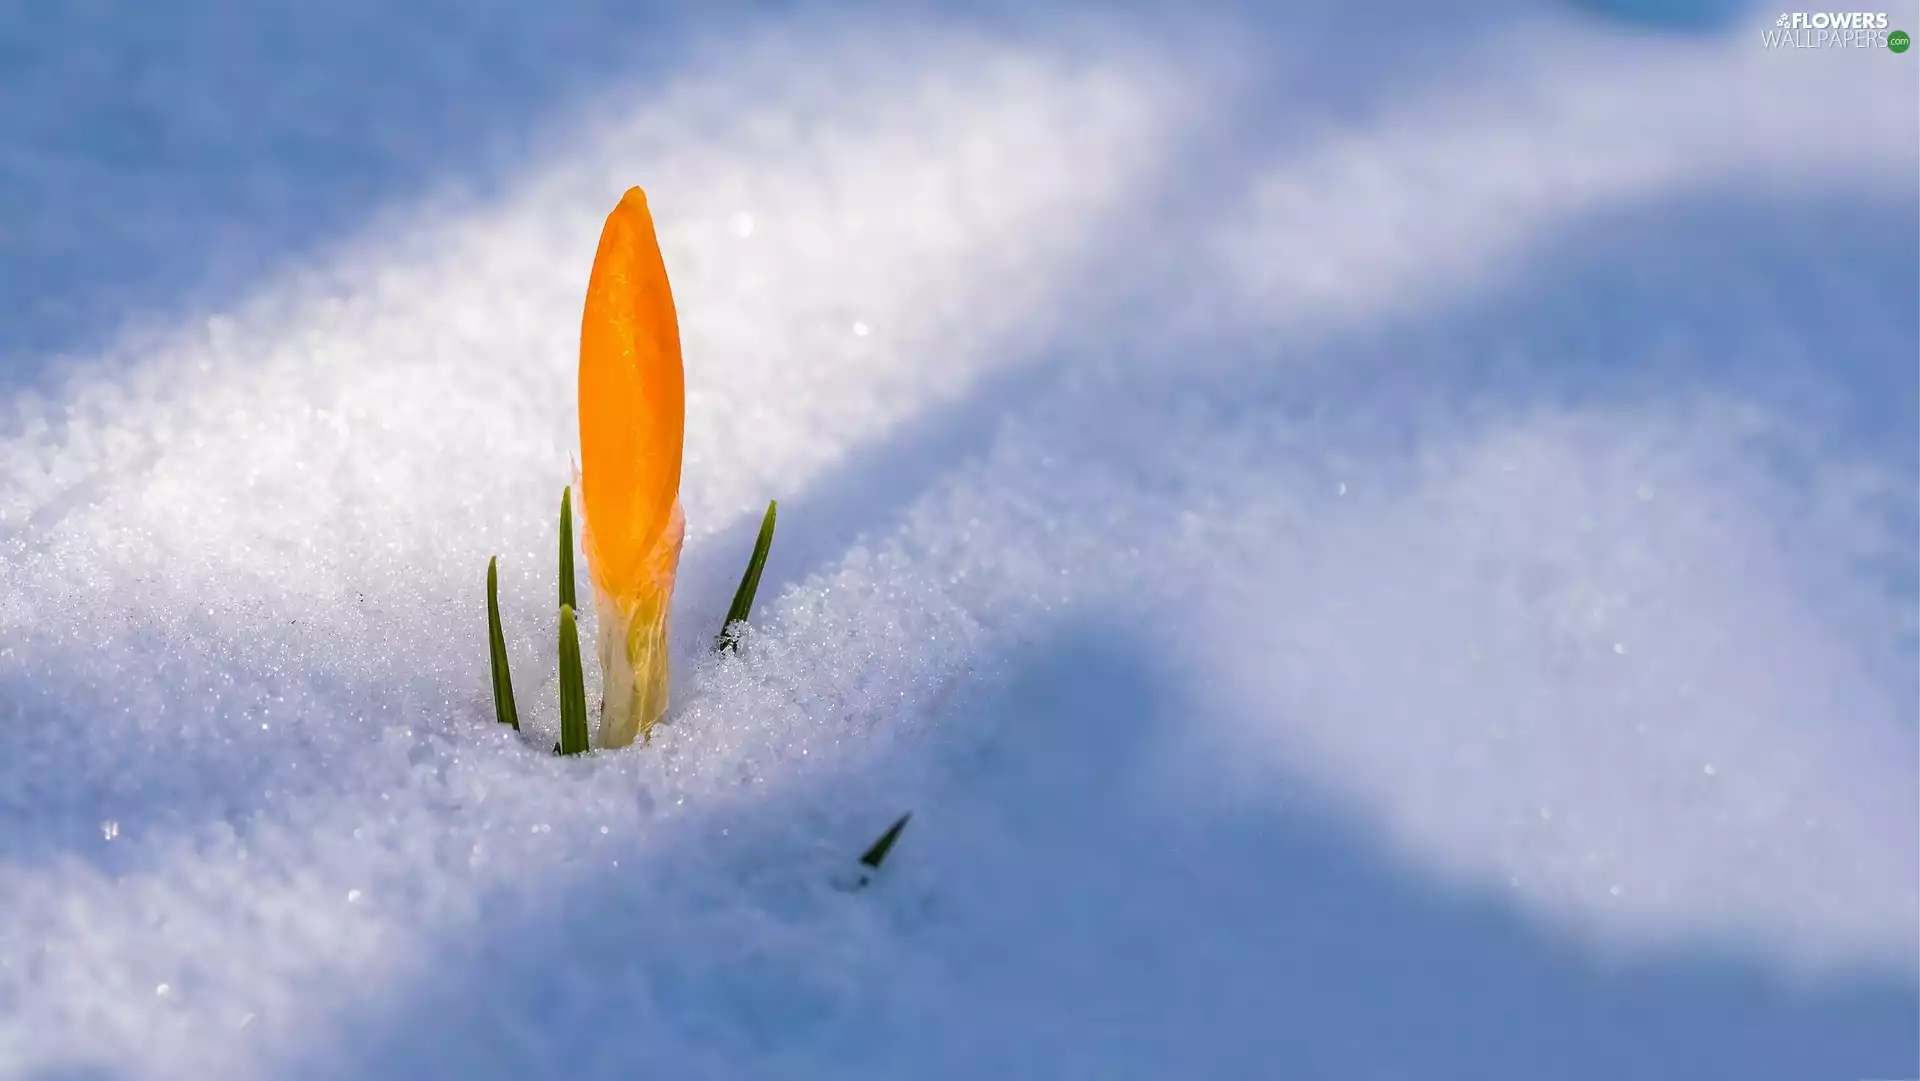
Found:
1,2 -> 1914,1078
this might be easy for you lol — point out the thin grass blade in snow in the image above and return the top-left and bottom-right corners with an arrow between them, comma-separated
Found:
486,556 -> 519,731
860,812 -> 912,871
557,604 -> 591,756
837,812 -> 913,892
716,499 -> 777,653
578,186 -> 685,749
559,486 -> 578,613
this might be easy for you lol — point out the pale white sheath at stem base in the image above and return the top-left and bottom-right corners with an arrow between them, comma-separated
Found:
585,500 -> 683,749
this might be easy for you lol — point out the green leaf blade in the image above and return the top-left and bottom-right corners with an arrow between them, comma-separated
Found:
858,811 -> 912,870
559,486 -> 578,614
486,557 -> 520,731
716,499 -> 778,652
557,603 -> 591,756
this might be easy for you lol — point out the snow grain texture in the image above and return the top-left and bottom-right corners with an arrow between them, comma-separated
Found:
0,3 -> 1914,1079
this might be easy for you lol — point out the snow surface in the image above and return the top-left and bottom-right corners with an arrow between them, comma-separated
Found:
0,2 -> 1915,1078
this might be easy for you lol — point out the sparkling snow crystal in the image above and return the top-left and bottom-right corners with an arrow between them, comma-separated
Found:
0,4 -> 1913,1079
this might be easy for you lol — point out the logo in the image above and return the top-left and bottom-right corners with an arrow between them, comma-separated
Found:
1776,10 -> 1888,27
1763,11 -> 1905,48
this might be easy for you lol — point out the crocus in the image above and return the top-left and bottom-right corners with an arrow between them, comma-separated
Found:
577,187 -> 685,748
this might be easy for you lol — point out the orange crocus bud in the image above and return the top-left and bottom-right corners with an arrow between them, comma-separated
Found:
577,187 -> 685,748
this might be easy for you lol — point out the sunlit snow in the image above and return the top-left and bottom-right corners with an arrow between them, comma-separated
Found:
0,3 -> 1913,1078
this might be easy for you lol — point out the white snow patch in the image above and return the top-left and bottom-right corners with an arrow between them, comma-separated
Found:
0,5 -> 1912,1079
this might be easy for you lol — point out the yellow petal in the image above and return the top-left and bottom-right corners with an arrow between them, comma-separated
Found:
578,186 -> 684,602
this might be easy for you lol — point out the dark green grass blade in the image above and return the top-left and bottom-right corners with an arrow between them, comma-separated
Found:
716,500 -> 777,652
486,557 -> 520,731
559,486 -> 577,613
858,812 -> 912,870
557,603 -> 590,755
